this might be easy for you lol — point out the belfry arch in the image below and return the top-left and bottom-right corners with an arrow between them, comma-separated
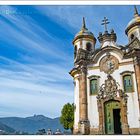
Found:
97,75 -> 129,134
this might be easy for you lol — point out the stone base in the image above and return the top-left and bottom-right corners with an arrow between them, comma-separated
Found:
79,120 -> 90,135
73,125 -> 140,135
122,123 -> 129,134
90,127 -> 99,135
73,128 -> 80,135
129,128 -> 140,135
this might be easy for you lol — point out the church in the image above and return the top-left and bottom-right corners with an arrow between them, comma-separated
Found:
70,6 -> 140,135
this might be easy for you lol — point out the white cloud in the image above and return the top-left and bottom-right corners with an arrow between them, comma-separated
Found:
0,88 -> 73,118
35,5 -> 133,46
0,6 -> 72,63
0,54 -> 73,118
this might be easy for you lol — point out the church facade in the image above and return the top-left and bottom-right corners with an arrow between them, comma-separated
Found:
70,7 -> 140,135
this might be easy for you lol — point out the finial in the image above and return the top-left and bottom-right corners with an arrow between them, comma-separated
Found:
82,17 -> 86,29
101,17 -> 110,32
110,29 -> 114,33
134,5 -> 139,16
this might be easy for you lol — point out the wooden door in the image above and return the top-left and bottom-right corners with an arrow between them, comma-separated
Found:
104,101 -> 121,134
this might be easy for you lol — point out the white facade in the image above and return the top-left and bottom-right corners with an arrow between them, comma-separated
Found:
73,45 -> 140,132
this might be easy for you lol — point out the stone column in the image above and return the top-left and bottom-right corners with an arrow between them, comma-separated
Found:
133,50 -> 140,118
79,65 -> 90,134
97,100 -> 104,134
121,98 -> 129,134
134,63 -> 140,113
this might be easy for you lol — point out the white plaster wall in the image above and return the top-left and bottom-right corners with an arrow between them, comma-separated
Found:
87,77 -> 99,128
75,41 -> 81,50
125,70 -> 140,128
74,77 -> 80,129
101,41 -> 116,48
73,46 -> 140,129
87,56 -> 140,128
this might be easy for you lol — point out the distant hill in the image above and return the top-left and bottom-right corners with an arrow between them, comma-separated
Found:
0,115 -> 66,134
0,122 -> 15,134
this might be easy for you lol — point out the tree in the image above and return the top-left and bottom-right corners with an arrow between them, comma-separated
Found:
60,103 -> 74,133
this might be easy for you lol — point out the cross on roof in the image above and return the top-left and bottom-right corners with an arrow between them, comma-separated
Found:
101,17 -> 110,32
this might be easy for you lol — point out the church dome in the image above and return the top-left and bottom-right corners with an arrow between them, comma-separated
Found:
125,6 -> 140,35
127,15 -> 140,28
75,27 -> 94,37
73,17 -> 96,44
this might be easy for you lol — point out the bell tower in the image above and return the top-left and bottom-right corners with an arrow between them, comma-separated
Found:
125,6 -> 140,42
70,17 -> 96,134
125,6 -> 140,124
72,17 -> 96,64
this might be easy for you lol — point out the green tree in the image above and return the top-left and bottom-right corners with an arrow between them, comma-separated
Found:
60,103 -> 74,133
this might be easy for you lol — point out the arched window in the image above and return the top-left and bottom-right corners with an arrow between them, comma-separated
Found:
130,34 -> 134,41
90,79 -> 98,95
123,75 -> 133,93
74,45 -> 77,58
86,42 -> 92,51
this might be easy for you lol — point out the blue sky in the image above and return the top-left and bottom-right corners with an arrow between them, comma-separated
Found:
0,5 -> 138,118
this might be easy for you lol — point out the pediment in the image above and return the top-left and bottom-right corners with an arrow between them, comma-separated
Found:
90,46 -> 124,65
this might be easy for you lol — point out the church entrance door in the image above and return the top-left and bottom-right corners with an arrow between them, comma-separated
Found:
104,100 -> 122,134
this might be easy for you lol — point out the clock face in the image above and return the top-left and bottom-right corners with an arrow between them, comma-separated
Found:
100,54 -> 119,74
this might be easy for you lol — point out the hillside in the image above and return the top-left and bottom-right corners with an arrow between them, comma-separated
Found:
0,115 -> 65,134
0,122 -> 15,134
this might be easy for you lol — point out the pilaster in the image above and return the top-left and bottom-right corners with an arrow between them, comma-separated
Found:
79,64 -> 90,134
121,98 -> 129,134
132,50 -> 140,118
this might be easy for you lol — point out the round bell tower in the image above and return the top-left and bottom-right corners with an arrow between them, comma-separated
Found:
72,17 -> 96,62
125,6 -> 140,42
70,18 -> 96,134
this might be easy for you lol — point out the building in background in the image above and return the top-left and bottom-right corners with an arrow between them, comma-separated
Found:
70,6 -> 140,135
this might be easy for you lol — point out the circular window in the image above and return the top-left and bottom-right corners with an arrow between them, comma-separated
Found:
86,42 -> 92,51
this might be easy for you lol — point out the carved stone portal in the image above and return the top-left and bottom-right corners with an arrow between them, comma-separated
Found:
97,75 -> 129,134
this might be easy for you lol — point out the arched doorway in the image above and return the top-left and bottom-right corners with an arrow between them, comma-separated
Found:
97,75 -> 129,134
104,100 -> 122,134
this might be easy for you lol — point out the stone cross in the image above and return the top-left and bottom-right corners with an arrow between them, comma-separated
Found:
101,17 -> 110,31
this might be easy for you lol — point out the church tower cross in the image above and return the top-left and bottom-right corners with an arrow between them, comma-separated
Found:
101,17 -> 110,32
